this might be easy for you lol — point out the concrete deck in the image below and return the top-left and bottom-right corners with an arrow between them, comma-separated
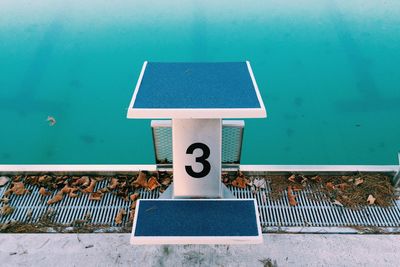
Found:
1,234 -> 399,266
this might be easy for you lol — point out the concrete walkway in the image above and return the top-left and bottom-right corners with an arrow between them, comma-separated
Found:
0,234 -> 399,266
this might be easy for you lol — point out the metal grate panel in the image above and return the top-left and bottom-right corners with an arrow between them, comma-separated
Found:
151,120 -> 244,165
0,180 -> 160,226
2,177 -> 400,231
228,184 -> 400,228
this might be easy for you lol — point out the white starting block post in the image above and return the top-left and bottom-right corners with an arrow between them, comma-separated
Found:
127,61 -> 266,244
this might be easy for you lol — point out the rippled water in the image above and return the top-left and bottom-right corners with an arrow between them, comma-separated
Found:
0,0 -> 399,164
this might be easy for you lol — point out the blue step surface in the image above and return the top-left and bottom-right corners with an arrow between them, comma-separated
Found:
127,61 -> 266,118
131,199 -> 262,245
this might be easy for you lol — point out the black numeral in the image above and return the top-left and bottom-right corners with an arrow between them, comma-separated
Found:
185,142 -> 211,178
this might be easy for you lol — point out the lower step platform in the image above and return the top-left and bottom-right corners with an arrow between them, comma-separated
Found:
131,199 -> 262,245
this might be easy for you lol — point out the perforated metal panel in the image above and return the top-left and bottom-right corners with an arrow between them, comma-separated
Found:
151,120 -> 244,165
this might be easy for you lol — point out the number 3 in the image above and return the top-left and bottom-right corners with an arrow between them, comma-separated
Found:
185,142 -> 211,178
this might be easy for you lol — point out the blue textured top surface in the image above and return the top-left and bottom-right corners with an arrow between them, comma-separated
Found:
134,199 -> 259,237
133,62 -> 261,109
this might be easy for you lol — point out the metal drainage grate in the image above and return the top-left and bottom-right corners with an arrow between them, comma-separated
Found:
228,184 -> 400,229
2,179 -> 400,231
0,180 -> 160,227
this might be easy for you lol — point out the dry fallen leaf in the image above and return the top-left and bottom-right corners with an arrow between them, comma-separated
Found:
108,178 -> 119,190
287,186 -> 297,206
326,182 -> 335,191
292,185 -> 303,192
253,178 -> 266,189
0,176 -> 10,187
336,183 -> 349,191
115,209 -> 127,224
367,194 -> 376,205
3,189 -> 12,197
288,174 -> 296,183
5,182 -> 29,196
1,204 -> 14,216
69,188 -> 79,198
38,175 -> 51,183
161,177 -> 172,186
354,178 -> 364,186
130,200 -> 137,210
98,187 -> 110,193
82,179 -> 96,193
39,187 -> 51,196
231,177 -> 247,189
332,200 -> 343,207
89,192 -> 103,201
310,175 -> 322,183
13,182 -> 29,195
47,192 -> 64,205
130,193 -> 139,202
133,172 -> 148,188
129,209 -> 136,221
0,197 -> 9,204
147,177 -> 160,191
73,176 -> 90,187
61,185 -> 73,194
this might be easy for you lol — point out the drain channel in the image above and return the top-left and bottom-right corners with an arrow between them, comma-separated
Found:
1,179 -> 400,231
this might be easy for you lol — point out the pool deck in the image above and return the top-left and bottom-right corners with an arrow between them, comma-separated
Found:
1,233 -> 399,266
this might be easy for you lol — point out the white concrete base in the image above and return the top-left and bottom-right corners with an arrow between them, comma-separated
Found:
1,234 -> 400,267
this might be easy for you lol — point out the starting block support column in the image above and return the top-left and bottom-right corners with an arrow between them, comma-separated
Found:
173,119 -> 222,198
127,61 -> 266,244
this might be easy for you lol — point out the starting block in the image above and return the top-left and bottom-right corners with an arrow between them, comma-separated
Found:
127,61 -> 266,244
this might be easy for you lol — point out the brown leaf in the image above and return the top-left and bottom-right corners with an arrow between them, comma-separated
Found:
61,185 -> 73,194
98,187 -> 110,193
38,175 -> 48,183
130,200 -> 137,210
287,186 -> 297,206
161,177 -> 172,186
292,185 -> 304,192
332,200 -> 343,207
130,193 -> 139,202
89,192 -> 103,201
129,209 -> 136,221
115,209 -> 127,224
39,187 -> 51,196
326,182 -> 335,191
147,177 -> 160,191
73,176 -> 90,187
288,174 -> 296,183
14,182 -> 29,195
132,172 -> 147,188
231,177 -> 247,189
354,178 -> 364,186
82,179 -> 96,193
3,189 -> 13,197
367,194 -> 376,205
310,175 -> 322,183
47,192 -> 64,205
1,197 -> 9,204
1,204 -> 14,216
108,178 -> 119,190
69,188 -> 79,198
336,183 -> 349,191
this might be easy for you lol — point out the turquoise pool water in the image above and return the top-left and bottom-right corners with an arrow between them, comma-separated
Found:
0,0 -> 399,165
